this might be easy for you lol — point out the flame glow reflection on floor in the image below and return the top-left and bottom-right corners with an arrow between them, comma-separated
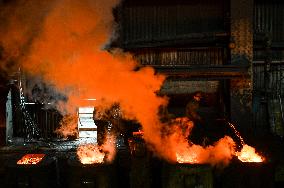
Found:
17,154 -> 45,165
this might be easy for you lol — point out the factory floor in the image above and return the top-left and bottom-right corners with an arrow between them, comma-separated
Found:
0,139 -> 283,188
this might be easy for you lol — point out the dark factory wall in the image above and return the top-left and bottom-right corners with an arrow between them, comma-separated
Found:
253,0 -> 284,138
115,0 -> 229,49
254,0 -> 284,44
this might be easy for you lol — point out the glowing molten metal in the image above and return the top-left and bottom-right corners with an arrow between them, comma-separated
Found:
236,144 -> 265,162
77,144 -> 105,164
17,154 -> 45,165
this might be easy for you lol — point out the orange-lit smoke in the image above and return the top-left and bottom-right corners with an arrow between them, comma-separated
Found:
0,0 -> 56,72
55,114 -> 78,138
0,0 -> 167,153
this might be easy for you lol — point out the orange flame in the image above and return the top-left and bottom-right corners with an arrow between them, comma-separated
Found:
175,145 -> 202,164
175,136 -> 236,166
166,118 -> 235,166
236,144 -> 265,162
17,154 -> 45,165
77,135 -> 116,164
77,144 -> 105,164
227,122 -> 265,163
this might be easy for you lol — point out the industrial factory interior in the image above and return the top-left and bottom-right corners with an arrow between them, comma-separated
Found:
0,0 -> 284,187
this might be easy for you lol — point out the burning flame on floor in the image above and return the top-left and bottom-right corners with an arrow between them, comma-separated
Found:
174,136 -> 236,166
227,122 -> 265,163
236,144 -> 265,162
77,135 -> 116,164
77,144 -> 105,164
17,154 -> 45,165
175,142 -> 265,164
167,118 -> 236,166
171,119 -> 265,165
227,122 -> 265,162
176,148 -> 199,164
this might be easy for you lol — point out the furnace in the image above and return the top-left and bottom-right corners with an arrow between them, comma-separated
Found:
65,155 -> 116,188
4,153 -> 58,188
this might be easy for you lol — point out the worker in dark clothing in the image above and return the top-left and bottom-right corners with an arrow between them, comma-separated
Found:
185,91 -> 208,145
186,92 -> 202,122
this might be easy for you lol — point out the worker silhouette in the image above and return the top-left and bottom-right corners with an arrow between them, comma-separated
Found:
185,91 -> 208,145
186,91 -> 202,121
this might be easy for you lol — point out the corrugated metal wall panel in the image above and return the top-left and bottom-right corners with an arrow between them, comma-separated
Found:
254,2 -> 284,42
122,4 -> 225,44
253,63 -> 266,92
253,63 -> 268,134
134,48 -> 226,66
254,50 -> 284,61
253,61 -> 284,135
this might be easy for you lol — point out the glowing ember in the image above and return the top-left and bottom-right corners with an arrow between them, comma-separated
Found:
228,122 -> 245,146
236,144 -> 265,162
17,154 -> 45,165
77,144 -> 105,164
